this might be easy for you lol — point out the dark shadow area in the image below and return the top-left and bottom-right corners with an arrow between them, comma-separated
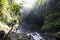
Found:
0,30 -> 5,40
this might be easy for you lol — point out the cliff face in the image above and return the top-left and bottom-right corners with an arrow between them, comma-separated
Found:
42,0 -> 60,32
41,0 -> 60,39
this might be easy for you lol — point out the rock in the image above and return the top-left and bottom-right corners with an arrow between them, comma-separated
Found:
9,32 -> 17,40
0,30 -> 5,39
56,37 -> 60,40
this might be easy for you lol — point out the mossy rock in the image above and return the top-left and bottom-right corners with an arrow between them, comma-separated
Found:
55,32 -> 60,38
17,35 -> 25,40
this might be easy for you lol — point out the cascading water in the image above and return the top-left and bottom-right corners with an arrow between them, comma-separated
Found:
15,0 -> 50,40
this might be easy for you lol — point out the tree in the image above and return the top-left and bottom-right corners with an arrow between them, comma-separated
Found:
0,0 -> 23,39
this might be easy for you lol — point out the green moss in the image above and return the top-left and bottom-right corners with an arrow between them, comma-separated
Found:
17,35 -> 25,40
55,32 -> 60,38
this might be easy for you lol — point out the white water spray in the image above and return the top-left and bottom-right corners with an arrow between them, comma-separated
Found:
16,0 -> 50,40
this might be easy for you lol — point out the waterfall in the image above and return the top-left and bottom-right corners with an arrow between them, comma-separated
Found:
16,0 -> 50,40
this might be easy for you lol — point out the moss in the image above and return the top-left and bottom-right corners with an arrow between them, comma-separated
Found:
55,32 -> 60,38
17,35 -> 25,40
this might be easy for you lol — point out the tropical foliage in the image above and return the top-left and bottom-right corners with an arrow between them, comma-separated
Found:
0,0 -> 22,33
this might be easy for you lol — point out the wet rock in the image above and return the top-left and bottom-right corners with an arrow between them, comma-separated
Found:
55,37 -> 60,40
0,30 -> 5,40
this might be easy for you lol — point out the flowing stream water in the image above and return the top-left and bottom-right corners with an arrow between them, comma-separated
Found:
16,0 -> 50,40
